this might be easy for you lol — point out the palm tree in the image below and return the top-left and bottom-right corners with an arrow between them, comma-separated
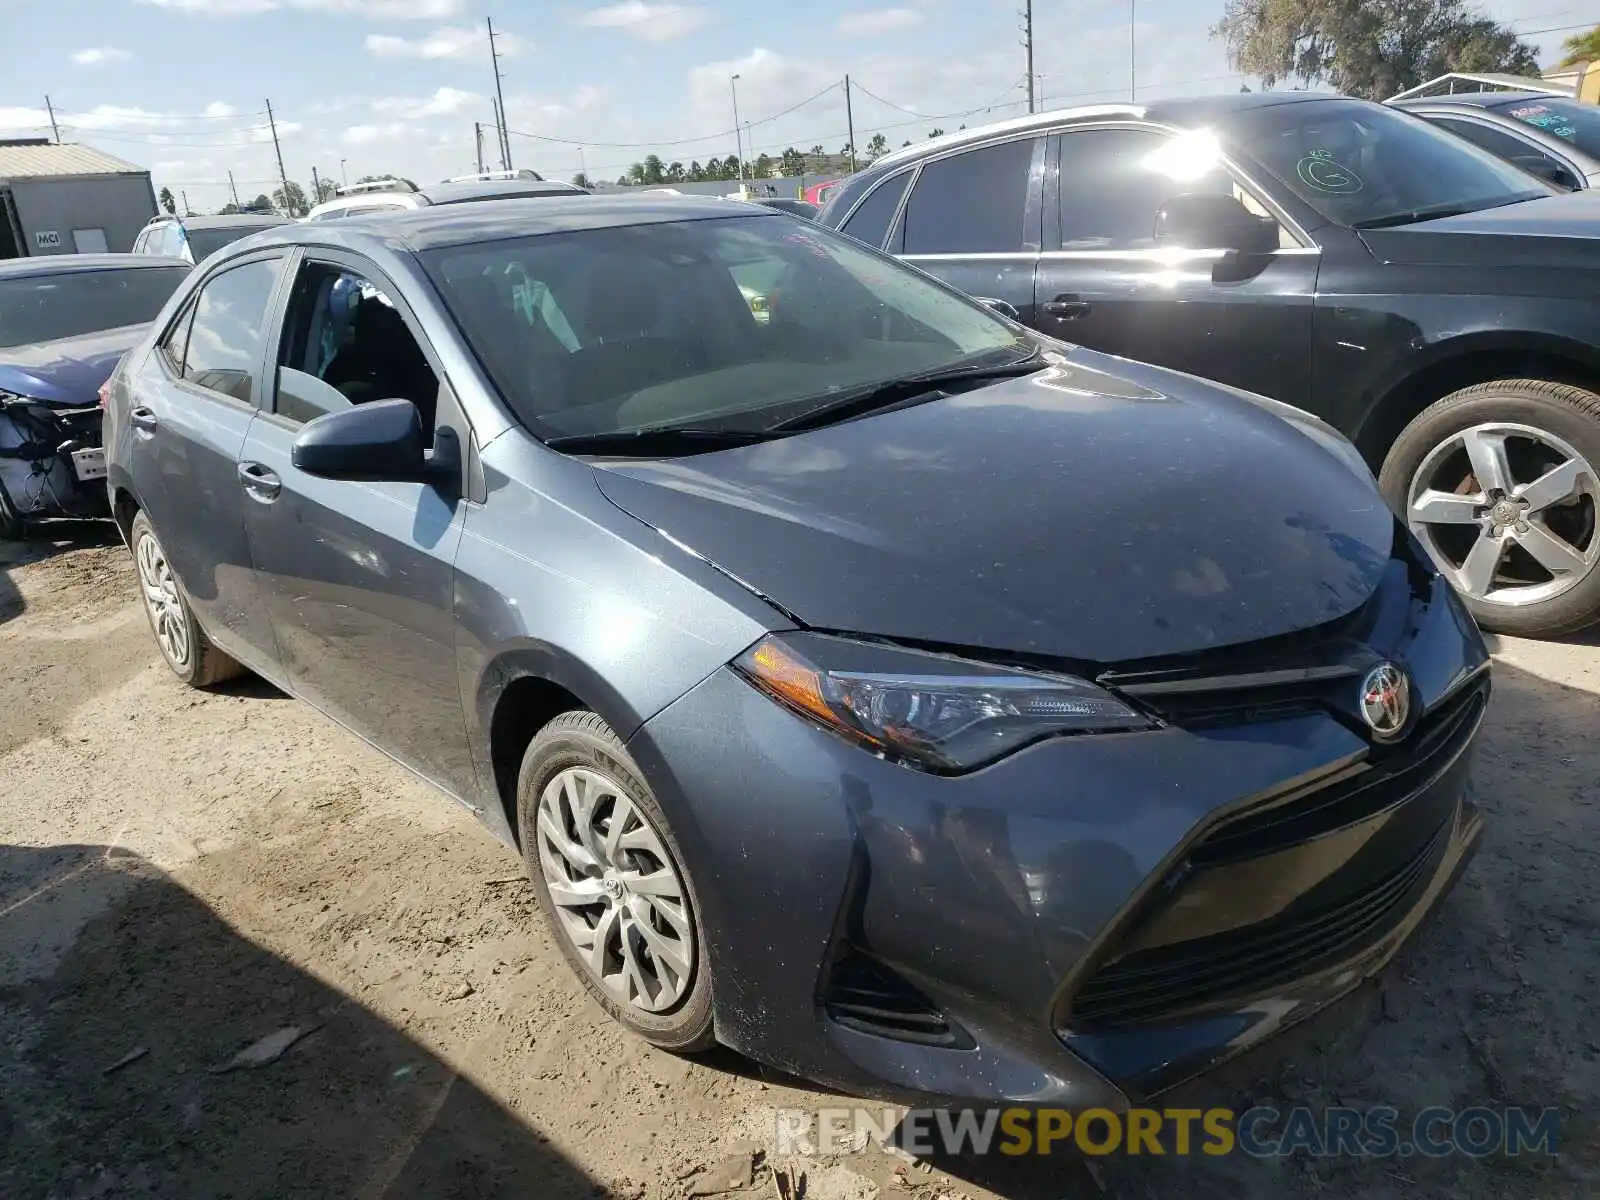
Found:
1559,25 -> 1600,67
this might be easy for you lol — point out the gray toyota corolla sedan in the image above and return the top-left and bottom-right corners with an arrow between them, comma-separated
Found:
103,196 -> 1489,1106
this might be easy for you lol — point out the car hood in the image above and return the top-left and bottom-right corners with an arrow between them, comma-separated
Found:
590,350 -> 1395,665
0,323 -> 145,406
1359,189 -> 1600,268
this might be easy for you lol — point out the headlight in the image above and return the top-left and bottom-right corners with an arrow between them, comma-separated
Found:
733,633 -> 1154,773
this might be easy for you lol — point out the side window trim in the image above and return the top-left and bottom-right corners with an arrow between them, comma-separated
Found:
157,298 -> 197,376
169,250 -> 289,410
1047,120 -> 1315,254
884,164 -> 917,253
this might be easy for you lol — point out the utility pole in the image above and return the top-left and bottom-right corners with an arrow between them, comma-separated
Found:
44,95 -> 61,143
844,75 -> 857,173
474,121 -> 485,174
488,17 -> 512,170
181,190 -> 191,216
1022,0 -> 1036,113
729,74 -> 744,191
1129,0 -> 1137,100
492,98 -> 508,171
340,157 -> 348,186
227,170 -> 241,209
311,164 -> 322,205
265,98 -> 291,213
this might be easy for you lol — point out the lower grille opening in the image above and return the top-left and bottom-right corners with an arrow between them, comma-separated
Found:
824,948 -> 964,1048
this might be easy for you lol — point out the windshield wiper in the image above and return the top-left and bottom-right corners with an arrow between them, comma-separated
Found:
544,427 -> 777,456
1351,192 -> 1543,230
768,349 -> 1047,433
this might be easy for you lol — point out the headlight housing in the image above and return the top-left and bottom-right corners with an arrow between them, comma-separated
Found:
733,633 -> 1154,773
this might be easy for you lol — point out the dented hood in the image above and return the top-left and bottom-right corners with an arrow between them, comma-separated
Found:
592,350 -> 1395,664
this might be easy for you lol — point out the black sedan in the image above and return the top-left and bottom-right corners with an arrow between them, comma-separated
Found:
1391,90 -> 1600,191
819,93 -> 1600,638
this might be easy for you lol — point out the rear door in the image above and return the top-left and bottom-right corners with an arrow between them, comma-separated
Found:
116,252 -> 287,670
1033,124 -> 1320,407
891,135 -> 1047,323
237,250 -> 477,798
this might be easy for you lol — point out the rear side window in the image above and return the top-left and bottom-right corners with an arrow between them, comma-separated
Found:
838,170 -> 911,249
1427,116 -> 1581,189
901,138 -> 1038,254
181,259 -> 279,403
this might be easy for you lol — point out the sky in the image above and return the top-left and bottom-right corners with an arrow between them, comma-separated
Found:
0,0 -> 1590,211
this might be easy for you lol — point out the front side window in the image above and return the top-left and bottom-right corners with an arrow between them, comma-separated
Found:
1427,116 -> 1581,189
1493,97 -> 1600,161
424,213 -> 1027,440
0,267 -> 190,349
180,259 -> 279,403
838,170 -> 911,249
901,138 -> 1039,254
1222,98 -> 1552,228
274,262 -> 439,439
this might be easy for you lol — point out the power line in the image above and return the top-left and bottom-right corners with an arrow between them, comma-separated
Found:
505,80 -> 842,149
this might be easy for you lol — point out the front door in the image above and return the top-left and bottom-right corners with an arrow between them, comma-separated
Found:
1033,126 -> 1319,408
893,134 -> 1047,325
237,252 -> 477,799
117,253 -> 286,670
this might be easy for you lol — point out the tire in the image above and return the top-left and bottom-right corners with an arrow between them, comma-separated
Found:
128,510 -> 245,687
0,476 -> 24,542
1379,379 -> 1600,638
516,710 -> 715,1053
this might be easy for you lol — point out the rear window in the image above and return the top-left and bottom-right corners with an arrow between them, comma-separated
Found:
184,224 -> 281,261
0,267 -> 190,348
838,170 -> 912,249
1495,97 -> 1600,162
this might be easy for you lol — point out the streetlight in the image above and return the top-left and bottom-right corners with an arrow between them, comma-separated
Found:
729,73 -> 745,192
579,146 -> 588,182
339,157 -> 348,186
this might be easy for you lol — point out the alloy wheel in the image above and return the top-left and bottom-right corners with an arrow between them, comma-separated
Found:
535,766 -> 695,1015
135,530 -> 191,669
1406,422 -> 1599,609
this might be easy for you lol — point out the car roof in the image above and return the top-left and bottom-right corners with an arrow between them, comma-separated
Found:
0,253 -> 190,279
865,91 -> 1353,171
145,213 -> 291,229
232,194 -> 769,255
418,179 -> 589,206
1392,90 -> 1564,111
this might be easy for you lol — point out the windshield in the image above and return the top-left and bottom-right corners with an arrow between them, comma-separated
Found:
185,224 -> 280,260
1493,96 -> 1600,163
423,213 -> 1028,439
0,267 -> 189,349
1223,98 -> 1551,227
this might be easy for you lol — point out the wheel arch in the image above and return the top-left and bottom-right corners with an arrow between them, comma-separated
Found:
1354,332 -> 1600,468
474,643 -> 645,848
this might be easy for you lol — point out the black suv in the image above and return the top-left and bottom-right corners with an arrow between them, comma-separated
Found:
819,93 -> 1600,637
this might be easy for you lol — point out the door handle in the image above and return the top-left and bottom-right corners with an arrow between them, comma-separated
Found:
237,461 -> 282,503
129,407 -> 158,433
1042,294 -> 1091,320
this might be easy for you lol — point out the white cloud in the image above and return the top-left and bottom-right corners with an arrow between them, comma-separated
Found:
135,0 -> 461,16
72,46 -> 133,65
577,2 -> 709,43
837,8 -> 922,37
370,86 -> 482,120
345,122 -> 415,144
365,23 -> 526,60
204,101 -> 237,118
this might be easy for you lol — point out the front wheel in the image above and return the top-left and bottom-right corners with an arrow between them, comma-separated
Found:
1379,379 -> 1600,638
516,711 -> 715,1053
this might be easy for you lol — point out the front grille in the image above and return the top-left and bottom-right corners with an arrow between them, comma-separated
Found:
1068,820 -> 1450,1032
824,949 -> 964,1048
1060,676 -> 1486,1035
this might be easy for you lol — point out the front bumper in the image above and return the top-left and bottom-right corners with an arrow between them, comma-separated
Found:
626,567 -> 1490,1108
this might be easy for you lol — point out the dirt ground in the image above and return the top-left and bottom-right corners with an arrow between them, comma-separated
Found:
1,526 -> 1596,1200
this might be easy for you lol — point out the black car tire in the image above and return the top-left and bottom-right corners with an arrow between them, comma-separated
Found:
0,476 -> 24,542
1380,379 -> 1600,638
516,710 -> 716,1053
128,510 -> 246,687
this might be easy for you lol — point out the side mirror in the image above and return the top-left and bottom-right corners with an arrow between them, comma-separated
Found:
1155,193 -> 1281,256
975,296 -> 1021,322
291,398 -> 433,483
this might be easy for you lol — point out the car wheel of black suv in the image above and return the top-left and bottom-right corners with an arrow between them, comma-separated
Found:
128,511 -> 246,686
516,710 -> 716,1053
1380,379 -> 1600,638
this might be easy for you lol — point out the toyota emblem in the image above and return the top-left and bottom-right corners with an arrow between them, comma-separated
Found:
1359,662 -> 1411,740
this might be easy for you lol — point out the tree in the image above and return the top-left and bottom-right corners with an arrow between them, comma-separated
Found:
310,177 -> 338,205
626,161 -> 646,185
865,133 -> 889,160
753,153 -> 773,179
272,181 -> 309,217
573,171 -> 593,188
927,128 -> 945,139
1559,25 -> 1600,67
665,161 -> 686,183
616,174 -> 631,186
687,160 -> 705,182
780,147 -> 807,176
809,144 -> 825,157
248,193 -> 273,213
641,154 -> 665,184
901,139 -> 912,148
158,187 -> 176,215
1212,0 -> 1540,99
